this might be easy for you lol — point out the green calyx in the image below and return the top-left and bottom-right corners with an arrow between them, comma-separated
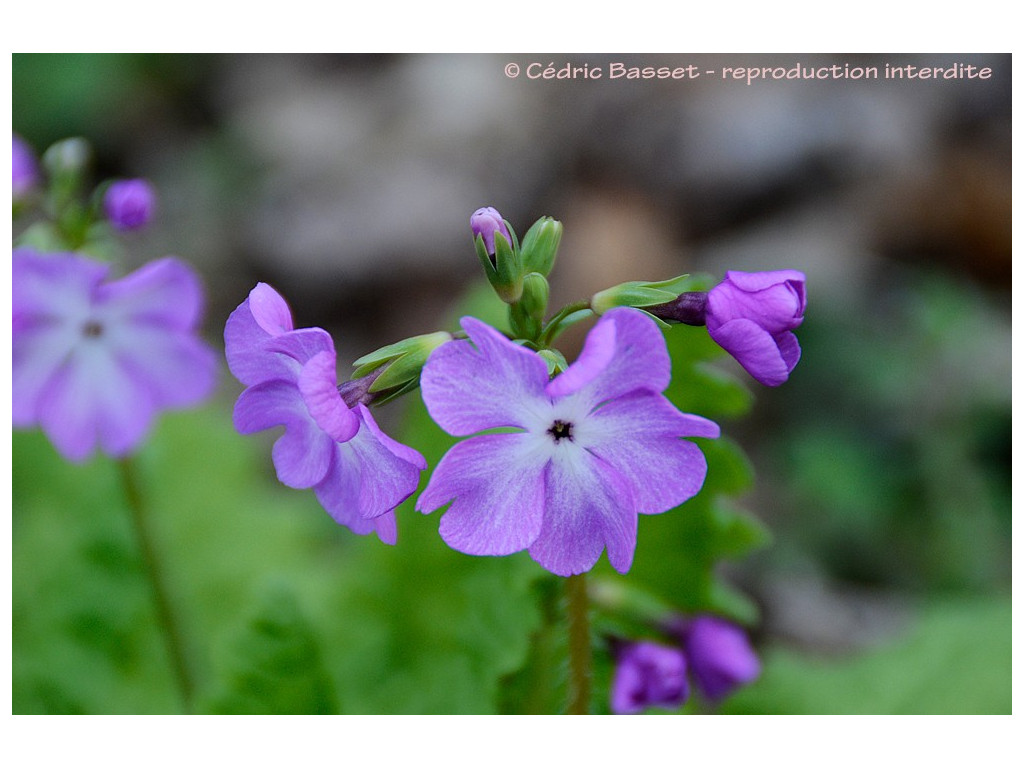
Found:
351,331 -> 453,403
519,216 -> 563,277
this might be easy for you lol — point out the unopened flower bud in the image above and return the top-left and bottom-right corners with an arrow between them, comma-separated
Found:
705,270 -> 806,386
471,206 -> 523,304
104,179 -> 157,231
509,272 -> 549,340
679,615 -> 760,702
12,135 -> 40,199
42,137 -> 91,179
470,206 -> 510,257
610,639 -> 690,715
519,216 -> 562,276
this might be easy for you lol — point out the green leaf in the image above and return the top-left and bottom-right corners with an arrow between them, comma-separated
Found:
202,583 -> 339,714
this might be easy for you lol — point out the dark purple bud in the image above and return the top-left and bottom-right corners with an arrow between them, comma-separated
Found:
13,135 -> 40,198
646,291 -> 708,326
681,615 -> 760,702
104,179 -> 157,231
705,269 -> 806,386
610,640 -> 690,715
470,206 -> 510,256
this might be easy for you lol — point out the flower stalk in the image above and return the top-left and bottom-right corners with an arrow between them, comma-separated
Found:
566,572 -> 592,714
119,457 -> 196,713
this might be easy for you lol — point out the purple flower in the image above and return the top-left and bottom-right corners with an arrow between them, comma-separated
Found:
224,283 -> 426,543
681,615 -> 760,702
104,179 -> 157,231
417,307 -> 719,576
705,270 -> 806,386
470,206 -> 510,256
12,249 -> 216,462
610,640 -> 690,715
13,135 -> 39,198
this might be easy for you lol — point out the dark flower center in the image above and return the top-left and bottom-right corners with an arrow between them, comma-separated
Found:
81,320 -> 104,338
547,419 -> 574,443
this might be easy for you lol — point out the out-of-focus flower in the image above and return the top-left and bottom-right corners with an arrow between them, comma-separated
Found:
610,640 -> 690,715
681,614 -> 761,702
470,206 -> 510,256
224,283 -> 426,543
705,270 -> 806,386
104,179 -> 157,231
13,135 -> 39,198
12,248 -> 216,462
417,307 -> 719,576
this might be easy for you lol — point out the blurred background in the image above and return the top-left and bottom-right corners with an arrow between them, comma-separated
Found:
12,53 -> 1011,714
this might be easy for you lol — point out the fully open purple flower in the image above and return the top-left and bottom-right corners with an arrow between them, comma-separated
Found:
225,283 -> 426,543
12,248 -> 216,462
13,135 -> 39,198
470,206 -> 510,256
705,270 -> 806,386
681,614 -> 760,702
417,307 -> 719,576
104,179 -> 157,231
611,640 -> 690,715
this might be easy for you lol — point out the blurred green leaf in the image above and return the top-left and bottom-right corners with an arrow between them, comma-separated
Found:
202,583 -> 338,714
723,595 -> 1011,714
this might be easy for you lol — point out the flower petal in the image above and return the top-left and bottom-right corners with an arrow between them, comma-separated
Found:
582,391 -> 716,514
775,330 -> 801,371
417,433 -> 547,556
528,448 -> 637,576
247,282 -> 294,336
298,350 -> 359,443
546,308 -> 671,405
99,258 -> 204,331
420,316 -> 550,436
233,380 -> 334,488
36,346 -> 155,462
708,318 -> 793,387
314,449 -> 401,544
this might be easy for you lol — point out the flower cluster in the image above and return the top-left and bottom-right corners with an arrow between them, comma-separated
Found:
13,248 -> 216,461
610,614 -> 761,714
224,283 -> 426,543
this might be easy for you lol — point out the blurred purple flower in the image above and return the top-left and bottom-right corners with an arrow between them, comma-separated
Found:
13,135 -> 39,198
682,615 -> 761,702
705,270 -> 806,386
470,206 -> 510,256
611,640 -> 690,715
417,307 -> 719,576
12,249 -> 216,462
224,283 -> 426,543
104,179 -> 157,231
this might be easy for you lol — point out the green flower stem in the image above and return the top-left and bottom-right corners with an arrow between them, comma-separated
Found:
119,457 -> 195,713
566,572 -> 592,714
540,300 -> 593,348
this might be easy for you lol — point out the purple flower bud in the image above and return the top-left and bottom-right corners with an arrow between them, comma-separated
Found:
13,135 -> 40,198
705,269 -> 806,386
681,615 -> 760,702
610,640 -> 690,715
104,178 -> 157,231
470,206 -> 510,256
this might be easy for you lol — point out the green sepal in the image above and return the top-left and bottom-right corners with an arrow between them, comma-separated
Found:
591,273 -> 695,315
368,378 -> 421,406
508,272 -> 549,341
352,331 -> 452,380
537,348 -> 569,377
519,216 -> 563,277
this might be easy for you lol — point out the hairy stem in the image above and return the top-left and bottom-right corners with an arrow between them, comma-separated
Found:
119,457 -> 195,713
566,572 -> 592,714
